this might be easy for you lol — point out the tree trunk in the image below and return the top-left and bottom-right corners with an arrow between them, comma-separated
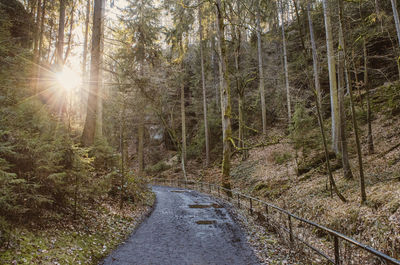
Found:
33,0 -> 42,63
307,4 -> 322,109
81,0 -> 91,119
338,0 -> 366,202
363,38 -> 374,154
181,83 -> 187,180
256,0 -> 267,135
391,0 -> 400,47
390,0 -> 400,79
38,0 -> 46,60
119,94 -> 126,210
56,0 -> 65,68
337,0 -> 353,180
308,3 -> 347,203
138,115 -> 145,177
322,0 -> 340,154
233,0 -> 246,158
32,0 -> 42,93
199,5 -> 210,167
292,0 -> 306,52
63,2 -> 75,64
215,0 -> 232,194
280,0 -> 292,125
81,0 -> 105,146
96,0 -> 106,139
211,23 -> 220,111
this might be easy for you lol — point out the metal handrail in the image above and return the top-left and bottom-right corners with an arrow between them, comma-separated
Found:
151,177 -> 400,265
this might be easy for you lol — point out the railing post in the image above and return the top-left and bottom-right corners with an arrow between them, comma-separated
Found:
265,205 -> 269,224
288,215 -> 293,243
237,194 -> 241,208
249,198 -> 253,215
209,183 -> 211,193
334,236 -> 340,265
200,182 -> 203,192
218,186 -> 220,196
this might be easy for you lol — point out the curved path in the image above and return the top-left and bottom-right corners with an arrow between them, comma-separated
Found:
102,185 -> 260,265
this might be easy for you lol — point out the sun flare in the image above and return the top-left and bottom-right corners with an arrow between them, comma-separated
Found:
56,67 -> 81,91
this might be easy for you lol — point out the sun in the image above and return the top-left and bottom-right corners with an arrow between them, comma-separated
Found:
56,67 -> 81,91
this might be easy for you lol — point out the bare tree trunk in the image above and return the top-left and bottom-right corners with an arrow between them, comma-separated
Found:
181,83 -> 187,181
119,94 -> 126,210
256,0 -> 267,134
81,0 -> 91,120
375,0 -> 383,31
38,0 -> 46,60
216,0 -> 232,194
292,0 -> 306,52
280,0 -> 292,125
308,3 -> 347,203
337,0 -> 353,180
337,0 -> 367,202
390,0 -> 400,79
322,0 -> 340,154
82,0 -> 91,79
391,0 -> 400,47
363,38 -> 374,154
233,0 -> 246,158
81,0 -> 105,146
199,5 -> 210,167
63,2 -> 75,64
96,0 -> 106,139
32,0 -> 42,93
56,0 -> 65,68
307,4 -> 322,109
138,115 -> 145,177
46,20 -> 53,63
211,22 -> 220,111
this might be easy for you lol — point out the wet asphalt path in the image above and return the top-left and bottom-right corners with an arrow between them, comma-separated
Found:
101,186 -> 260,265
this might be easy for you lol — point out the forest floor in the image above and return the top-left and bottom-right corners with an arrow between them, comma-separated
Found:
0,192 -> 155,265
162,82 -> 400,263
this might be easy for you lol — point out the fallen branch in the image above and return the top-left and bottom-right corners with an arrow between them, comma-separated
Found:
229,137 -> 281,157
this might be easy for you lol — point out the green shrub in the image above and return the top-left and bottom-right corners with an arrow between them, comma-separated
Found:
145,161 -> 171,175
289,103 -> 320,155
272,151 -> 292,165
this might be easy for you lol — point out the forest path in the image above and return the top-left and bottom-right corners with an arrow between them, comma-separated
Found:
101,185 -> 261,265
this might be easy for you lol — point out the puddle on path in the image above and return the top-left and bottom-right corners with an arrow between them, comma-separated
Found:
170,190 -> 185,193
196,220 -> 216,225
189,204 -> 222,209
